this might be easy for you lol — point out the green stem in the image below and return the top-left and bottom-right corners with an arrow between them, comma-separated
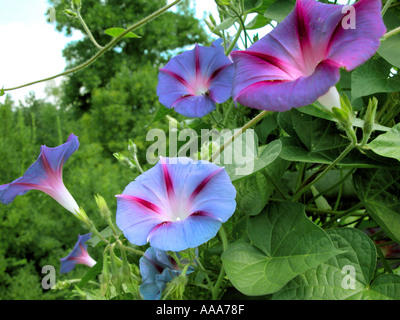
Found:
292,134 -> 357,202
210,110 -> 270,162
2,0 -> 182,93
306,207 -> 366,217
123,245 -> 145,256
211,225 -> 228,300
382,26 -> 400,41
194,256 -> 214,292
85,219 -> 110,244
222,100 -> 235,127
382,0 -> 394,16
375,243 -> 393,274
321,203 -> 364,229
225,24 -> 243,56
76,11 -> 104,50
306,168 -> 355,207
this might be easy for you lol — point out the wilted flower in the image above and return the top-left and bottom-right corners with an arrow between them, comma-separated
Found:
0,134 -> 80,215
139,247 -> 193,300
60,233 -> 96,273
157,43 -> 234,118
231,0 -> 386,112
116,157 -> 236,251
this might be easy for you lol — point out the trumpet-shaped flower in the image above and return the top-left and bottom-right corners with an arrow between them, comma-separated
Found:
0,134 -> 80,215
157,43 -> 234,118
139,247 -> 193,300
231,0 -> 386,112
116,157 -> 236,252
60,233 -> 96,274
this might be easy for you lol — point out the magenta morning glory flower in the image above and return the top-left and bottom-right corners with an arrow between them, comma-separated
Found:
60,233 -> 96,274
231,0 -> 386,112
139,247 -> 194,300
0,134 -> 80,215
116,157 -> 236,252
156,43 -> 234,118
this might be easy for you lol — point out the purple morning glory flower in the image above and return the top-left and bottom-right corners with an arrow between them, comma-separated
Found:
139,247 -> 194,300
156,43 -> 234,118
0,134 -> 80,215
116,157 -> 236,252
231,0 -> 386,112
60,233 -> 96,274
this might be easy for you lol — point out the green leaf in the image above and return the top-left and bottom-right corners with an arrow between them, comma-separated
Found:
87,226 -> 114,247
246,13 -> 270,30
234,156 -> 290,216
213,17 -> 238,32
354,168 -> 400,243
254,112 -> 278,144
297,105 -> 391,133
278,110 -> 382,168
223,138 -> 282,181
146,105 -> 173,127
367,123 -> 400,162
264,0 -> 295,22
0,87 -> 5,96
243,0 -> 263,13
272,228 -> 400,300
104,28 -> 141,38
78,259 -> 103,288
351,56 -> 400,100
378,11 -> 400,68
222,201 -> 340,295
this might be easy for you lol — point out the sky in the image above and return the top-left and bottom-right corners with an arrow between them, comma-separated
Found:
0,0 -> 266,103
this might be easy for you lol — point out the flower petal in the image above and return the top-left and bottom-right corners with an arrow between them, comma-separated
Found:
60,233 -> 95,273
173,95 -> 217,118
0,134 -> 79,214
327,0 -> 386,71
231,0 -> 386,111
234,60 -> 340,111
116,194 -> 166,247
147,215 -> 222,251
157,43 -> 234,118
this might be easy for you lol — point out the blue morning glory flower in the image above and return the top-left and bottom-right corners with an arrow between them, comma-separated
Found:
116,157 -> 236,252
0,134 -> 80,215
139,247 -> 193,300
156,43 -> 234,118
60,233 -> 96,274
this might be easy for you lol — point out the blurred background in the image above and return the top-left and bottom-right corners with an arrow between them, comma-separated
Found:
0,0 -> 216,299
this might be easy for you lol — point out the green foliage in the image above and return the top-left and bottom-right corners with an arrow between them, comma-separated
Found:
273,228 -> 400,300
1,0 -> 400,302
222,201 -> 340,296
48,0 -> 210,113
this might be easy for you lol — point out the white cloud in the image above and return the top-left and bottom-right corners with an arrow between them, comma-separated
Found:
0,1 -> 83,104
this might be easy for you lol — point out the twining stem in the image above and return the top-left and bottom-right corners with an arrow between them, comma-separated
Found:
225,24 -> 243,55
194,256 -> 214,292
375,242 -> 393,274
122,244 -> 145,256
76,11 -> 104,50
381,0 -> 394,16
211,225 -> 228,300
2,0 -> 181,93
222,101 -> 235,127
321,202 -> 364,229
306,207 -> 366,217
382,26 -> 400,41
292,132 -> 357,202
210,110 -> 270,163
305,168 -> 356,207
